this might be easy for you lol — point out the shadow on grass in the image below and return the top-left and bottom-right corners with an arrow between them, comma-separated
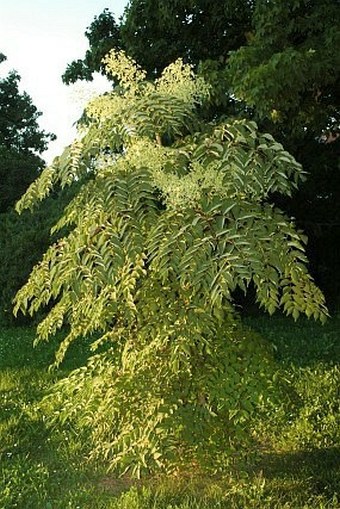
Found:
243,312 -> 340,368
255,446 -> 340,500
0,407 -> 97,509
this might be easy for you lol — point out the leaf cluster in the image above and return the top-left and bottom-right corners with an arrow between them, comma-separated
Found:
61,0 -> 340,304
228,0 -> 340,136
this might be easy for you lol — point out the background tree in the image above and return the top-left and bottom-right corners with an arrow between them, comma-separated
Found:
15,52 -> 327,475
0,54 -> 54,212
0,54 -> 56,322
227,0 -> 340,304
62,9 -> 123,84
0,187 -> 75,325
62,1 -> 253,83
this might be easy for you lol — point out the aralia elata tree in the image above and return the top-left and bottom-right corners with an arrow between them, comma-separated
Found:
15,51 -> 328,475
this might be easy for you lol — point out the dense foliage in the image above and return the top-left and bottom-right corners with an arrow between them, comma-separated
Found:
62,9 -> 123,84
0,53 -> 54,212
62,0 -> 340,304
228,0 -> 340,302
62,1 -> 253,83
14,53 -> 328,475
0,54 -> 57,322
0,192 -> 74,325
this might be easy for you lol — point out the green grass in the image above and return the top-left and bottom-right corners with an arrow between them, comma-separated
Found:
244,312 -> 340,367
0,315 -> 339,508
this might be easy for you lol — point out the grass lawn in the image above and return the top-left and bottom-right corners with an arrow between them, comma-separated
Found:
0,314 -> 339,508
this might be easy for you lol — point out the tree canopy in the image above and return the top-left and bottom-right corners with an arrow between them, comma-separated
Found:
228,0 -> 340,138
0,54 -> 56,322
62,8 -> 122,84
0,54 -> 54,212
227,0 -> 340,302
15,52 -> 327,475
62,1 -> 253,83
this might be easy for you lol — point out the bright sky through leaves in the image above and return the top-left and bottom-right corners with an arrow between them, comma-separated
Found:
0,1 -> 127,163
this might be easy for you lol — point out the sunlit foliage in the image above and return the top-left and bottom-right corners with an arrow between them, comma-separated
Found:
15,52 -> 328,475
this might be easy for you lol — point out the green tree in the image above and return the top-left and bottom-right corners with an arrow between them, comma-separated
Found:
227,0 -> 340,303
62,8 -> 122,84
228,0 -> 340,135
62,1 -> 253,83
0,54 -> 56,321
15,53 -> 327,475
0,190 -> 75,325
0,54 -> 54,212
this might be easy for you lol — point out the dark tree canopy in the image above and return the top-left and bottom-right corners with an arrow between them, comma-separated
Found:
0,195 -> 69,325
228,0 -> 340,302
0,54 -> 55,212
228,0 -> 340,141
120,0 -> 253,75
62,1 -> 254,83
0,71 -> 48,153
0,54 -> 57,322
62,8 -> 122,84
